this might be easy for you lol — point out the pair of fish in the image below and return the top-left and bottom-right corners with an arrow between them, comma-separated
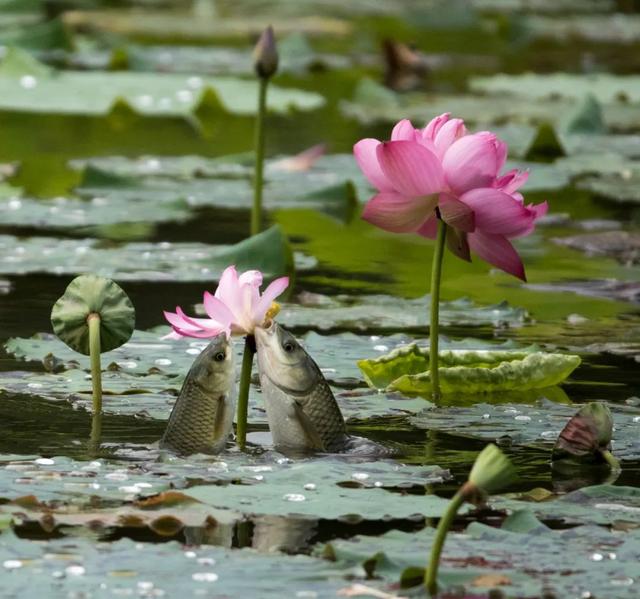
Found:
160,323 -> 349,456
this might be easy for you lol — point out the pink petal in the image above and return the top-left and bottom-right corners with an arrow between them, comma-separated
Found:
529,200 -> 548,219
442,132 -> 501,195
391,119 -> 417,141
163,309 -> 200,332
362,191 -> 437,233
416,214 -> 438,239
238,270 -> 263,287
376,141 -> 444,198
433,118 -> 466,158
203,291 -> 236,325
439,194 -> 475,232
422,113 -> 450,141
215,265 -> 240,302
495,139 -> 508,171
496,169 -> 529,195
353,138 -> 393,192
468,231 -> 526,281
254,276 -> 289,323
459,188 -> 536,237
171,325 -> 228,339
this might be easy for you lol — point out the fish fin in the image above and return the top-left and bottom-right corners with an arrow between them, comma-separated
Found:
212,394 -> 229,442
292,402 -> 326,451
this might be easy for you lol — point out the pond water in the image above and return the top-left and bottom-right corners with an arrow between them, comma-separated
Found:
0,1 -> 640,597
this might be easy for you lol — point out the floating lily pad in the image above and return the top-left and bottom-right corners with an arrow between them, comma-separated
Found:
411,399 -> 640,461
493,484 -> 640,526
0,225 -> 306,281
322,514 -> 640,597
0,194 -> 191,232
578,171 -> 640,205
276,294 -> 529,332
359,345 -> 580,395
183,458 -> 455,521
0,47 -> 324,119
471,72 -> 640,104
552,231 -> 640,265
72,154 -> 365,221
63,9 -> 351,42
0,531 -> 351,597
341,79 -> 640,130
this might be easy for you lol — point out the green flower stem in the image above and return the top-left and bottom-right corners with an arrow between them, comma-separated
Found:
236,335 -> 256,449
601,449 -> 620,470
89,411 -> 102,455
424,488 -> 465,596
251,77 -> 269,237
429,219 -> 447,400
87,313 -> 102,414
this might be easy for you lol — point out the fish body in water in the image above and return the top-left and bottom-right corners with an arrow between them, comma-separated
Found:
160,334 -> 236,456
254,323 -> 349,452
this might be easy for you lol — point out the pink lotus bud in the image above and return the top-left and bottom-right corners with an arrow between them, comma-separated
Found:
253,26 -> 279,79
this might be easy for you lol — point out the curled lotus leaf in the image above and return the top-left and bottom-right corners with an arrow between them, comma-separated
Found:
358,344 -> 581,395
552,402 -> 615,469
50,274 -> 135,355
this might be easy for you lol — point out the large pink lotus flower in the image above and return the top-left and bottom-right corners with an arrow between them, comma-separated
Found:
354,114 -> 548,280
163,266 -> 289,339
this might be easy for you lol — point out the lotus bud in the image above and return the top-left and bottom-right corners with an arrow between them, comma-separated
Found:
466,443 -> 517,500
552,402 -> 619,471
253,26 -> 279,79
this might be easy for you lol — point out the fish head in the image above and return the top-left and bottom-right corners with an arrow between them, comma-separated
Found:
189,333 -> 235,391
254,322 -> 317,393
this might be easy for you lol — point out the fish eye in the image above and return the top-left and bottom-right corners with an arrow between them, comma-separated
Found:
283,341 -> 295,353
214,351 -> 226,362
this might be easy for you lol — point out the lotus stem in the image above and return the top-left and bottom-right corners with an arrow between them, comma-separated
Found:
251,77 -> 269,237
87,313 -> 102,414
424,488 -> 465,596
236,335 -> 256,449
601,449 -> 620,471
429,218 -> 447,400
89,411 -> 102,455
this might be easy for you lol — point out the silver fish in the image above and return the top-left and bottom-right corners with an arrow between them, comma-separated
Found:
254,322 -> 348,452
160,333 -> 236,456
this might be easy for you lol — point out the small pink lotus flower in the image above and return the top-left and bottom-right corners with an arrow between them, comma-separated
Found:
354,114 -> 547,280
163,266 -> 289,339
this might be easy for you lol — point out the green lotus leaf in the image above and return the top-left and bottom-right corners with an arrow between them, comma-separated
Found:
50,274 -> 135,355
358,344 -> 581,395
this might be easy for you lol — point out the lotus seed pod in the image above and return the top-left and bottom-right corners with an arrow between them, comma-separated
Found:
51,274 -> 135,355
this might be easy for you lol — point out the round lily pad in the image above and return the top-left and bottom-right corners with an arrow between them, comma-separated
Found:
50,274 -> 135,355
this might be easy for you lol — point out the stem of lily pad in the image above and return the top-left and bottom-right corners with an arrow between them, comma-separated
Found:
251,77 -> 269,237
236,335 -> 256,449
424,488 -> 465,596
89,411 -> 102,456
601,449 -> 620,471
429,217 -> 447,400
87,313 -> 102,414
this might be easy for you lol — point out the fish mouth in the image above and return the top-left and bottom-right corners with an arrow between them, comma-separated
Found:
253,320 -> 276,347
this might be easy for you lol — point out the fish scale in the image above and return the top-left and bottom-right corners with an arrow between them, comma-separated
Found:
160,335 -> 235,456
297,375 -> 348,452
